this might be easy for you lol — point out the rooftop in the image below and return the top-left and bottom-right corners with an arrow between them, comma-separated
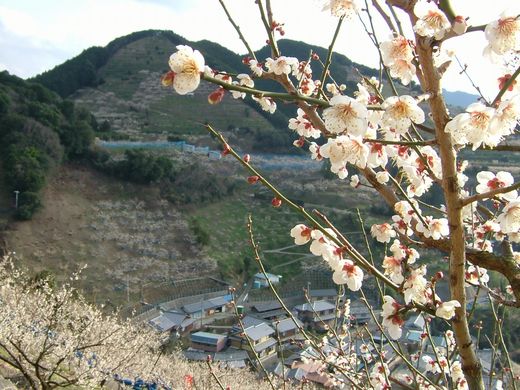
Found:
182,295 -> 231,314
294,300 -> 336,312
190,331 -> 227,345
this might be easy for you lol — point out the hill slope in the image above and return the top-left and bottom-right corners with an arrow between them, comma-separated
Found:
33,30 -> 414,152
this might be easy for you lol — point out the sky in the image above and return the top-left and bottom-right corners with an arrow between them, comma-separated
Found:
0,0 -> 519,99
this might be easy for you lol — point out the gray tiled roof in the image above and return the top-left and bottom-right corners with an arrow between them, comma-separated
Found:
182,295 -> 230,314
274,317 -> 302,333
190,331 -> 226,345
309,289 -> 337,297
243,322 -> 275,341
148,311 -> 187,332
294,300 -> 336,312
252,301 -> 283,313
253,337 -> 277,352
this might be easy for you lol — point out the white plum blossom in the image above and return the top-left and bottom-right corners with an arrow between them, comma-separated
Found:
247,59 -> 264,76
381,296 -> 404,339
370,223 -> 396,243
231,73 -> 254,98
403,265 -> 429,304
388,59 -> 416,86
322,95 -> 368,136
436,300 -> 461,319
445,102 -> 496,150
491,95 -> 520,138
380,35 -> 414,67
465,265 -> 490,285
350,174 -> 360,188
484,11 -> 520,60
476,171 -> 517,201
423,355 -> 449,374
376,170 -> 390,184
332,259 -> 364,291
322,0 -> 362,18
309,142 -> 323,161
168,45 -> 205,95
383,255 -> 404,283
289,108 -> 321,138
382,95 -> 425,134
320,135 -> 369,176
252,95 -> 277,113
413,0 -> 451,39
416,217 -> 449,240
290,224 -> 312,245
497,199 -> 520,234
392,215 -> 414,236
265,56 -> 299,75
367,142 -> 389,169
451,361 -> 469,390
390,239 -> 419,264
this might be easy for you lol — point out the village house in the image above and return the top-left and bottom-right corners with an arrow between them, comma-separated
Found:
272,317 -> 303,343
182,295 -> 232,319
189,331 -> 227,352
148,310 -> 197,335
229,319 -> 277,361
250,301 -> 286,321
294,301 -> 337,332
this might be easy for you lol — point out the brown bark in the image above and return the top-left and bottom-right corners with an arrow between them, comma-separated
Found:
412,30 -> 485,390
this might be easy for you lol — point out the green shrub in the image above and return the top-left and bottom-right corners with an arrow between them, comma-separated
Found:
15,191 -> 42,220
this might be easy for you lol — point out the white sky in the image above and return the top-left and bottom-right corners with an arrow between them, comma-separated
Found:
0,0 -> 519,99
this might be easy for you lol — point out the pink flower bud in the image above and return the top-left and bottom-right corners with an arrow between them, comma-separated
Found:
221,143 -> 231,156
247,176 -> 260,184
243,154 -> 251,163
208,87 -> 226,105
271,197 -> 282,208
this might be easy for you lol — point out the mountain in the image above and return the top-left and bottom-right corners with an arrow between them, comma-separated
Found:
31,30 -> 404,152
442,89 -> 479,108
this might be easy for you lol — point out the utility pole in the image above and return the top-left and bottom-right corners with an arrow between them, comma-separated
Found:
14,190 -> 19,209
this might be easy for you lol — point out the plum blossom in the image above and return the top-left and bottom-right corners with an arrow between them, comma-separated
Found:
309,142 -> 323,161
252,95 -> 276,113
476,171 -> 517,201
445,103 -> 497,150
491,95 -> 520,137
332,260 -> 364,291
231,74 -> 254,99
289,108 -> 321,138
388,59 -> 416,86
416,217 -> 449,240
452,16 -> 468,36
423,355 -> 449,374
383,255 -> 404,283
350,175 -> 360,188
370,223 -> 396,243
376,171 -> 390,184
322,95 -> 368,136
413,0 -> 451,39
322,0 -> 362,18
246,58 -> 264,76
381,35 -> 414,67
320,135 -> 369,176
381,296 -> 404,339
382,95 -> 425,134
436,300 -> 461,319
465,265 -> 490,285
497,199 -> 520,234
290,224 -> 312,245
390,239 -> 419,264
265,56 -> 299,75
403,265 -> 429,304
168,45 -> 205,95
484,11 -> 520,61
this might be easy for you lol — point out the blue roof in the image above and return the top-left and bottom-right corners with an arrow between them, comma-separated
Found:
190,331 -> 226,345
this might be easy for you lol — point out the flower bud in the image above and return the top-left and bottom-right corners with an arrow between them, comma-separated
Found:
247,176 -> 260,184
161,71 -> 176,87
243,154 -> 251,163
221,143 -> 231,156
452,16 -> 467,35
271,197 -> 282,208
208,87 -> 226,105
